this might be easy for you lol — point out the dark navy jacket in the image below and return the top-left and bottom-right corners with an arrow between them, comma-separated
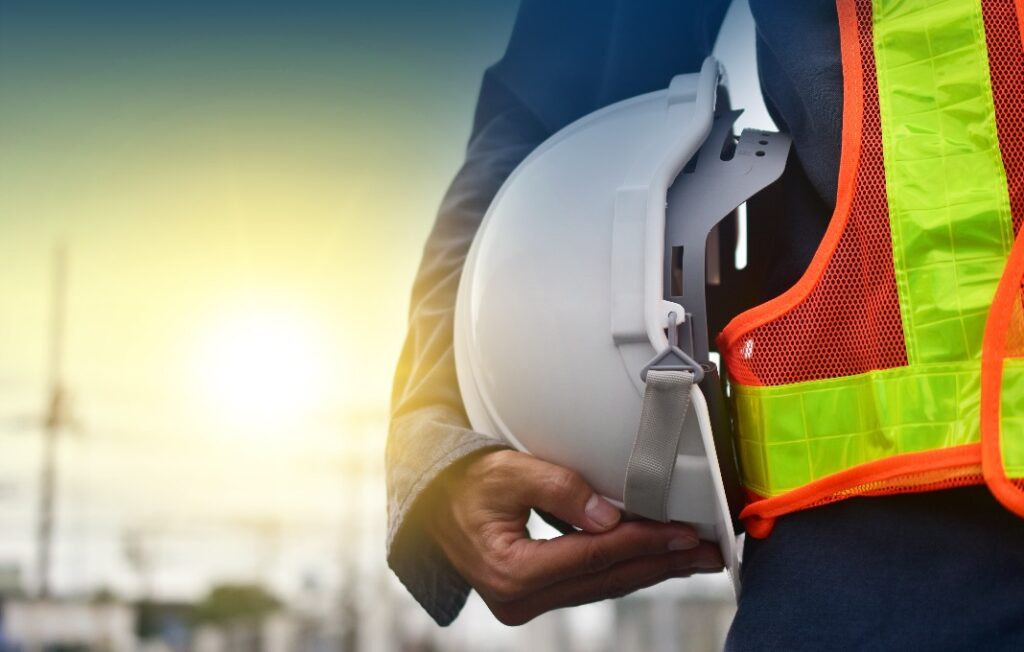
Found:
386,1 -> 1024,648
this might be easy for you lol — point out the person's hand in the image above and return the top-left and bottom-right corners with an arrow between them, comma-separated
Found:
427,448 -> 724,625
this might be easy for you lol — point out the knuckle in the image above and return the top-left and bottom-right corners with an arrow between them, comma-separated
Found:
473,453 -> 509,485
545,467 -> 583,499
599,572 -> 632,601
479,451 -> 532,494
583,541 -> 613,574
483,449 -> 517,472
499,449 -> 528,465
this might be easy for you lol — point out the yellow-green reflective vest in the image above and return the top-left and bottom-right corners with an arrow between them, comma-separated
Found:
717,0 -> 1024,537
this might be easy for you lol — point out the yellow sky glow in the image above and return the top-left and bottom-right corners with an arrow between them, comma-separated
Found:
0,2 -> 518,598
192,301 -> 334,432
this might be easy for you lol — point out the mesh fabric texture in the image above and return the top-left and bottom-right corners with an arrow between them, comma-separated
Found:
724,0 -> 907,387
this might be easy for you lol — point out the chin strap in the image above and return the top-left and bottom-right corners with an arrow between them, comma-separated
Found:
623,368 -> 694,522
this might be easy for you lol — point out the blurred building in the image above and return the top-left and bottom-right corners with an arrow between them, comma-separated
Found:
2,599 -> 135,651
356,574 -> 735,652
0,413 -> 737,652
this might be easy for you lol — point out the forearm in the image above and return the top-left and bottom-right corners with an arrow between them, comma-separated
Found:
386,408 -> 505,625
385,69 -> 548,625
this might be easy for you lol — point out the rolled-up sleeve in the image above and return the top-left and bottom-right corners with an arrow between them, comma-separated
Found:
385,66 -> 549,625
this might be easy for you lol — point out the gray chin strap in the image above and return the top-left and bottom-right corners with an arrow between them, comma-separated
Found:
623,369 -> 694,522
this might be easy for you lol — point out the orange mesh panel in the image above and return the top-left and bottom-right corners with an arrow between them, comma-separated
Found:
981,221 -> 1024,517
983,0 -> 1024,235
1005,299 -> 1024,357
983,0 -> 1024,357
724,0 -> 907,387
977,2 -> 1024,518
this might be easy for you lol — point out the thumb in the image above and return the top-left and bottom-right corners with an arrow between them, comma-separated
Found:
511,455 -> 621,533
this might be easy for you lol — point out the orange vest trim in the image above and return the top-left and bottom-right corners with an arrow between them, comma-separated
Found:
718,0 -> 1024,536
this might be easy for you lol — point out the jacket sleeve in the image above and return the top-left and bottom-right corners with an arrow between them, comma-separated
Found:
385,66 -> 549,626
385,0 -> 730,627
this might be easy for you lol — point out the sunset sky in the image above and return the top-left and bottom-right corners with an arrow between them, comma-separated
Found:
0,0 -> 765,617
0,0 -> 517,599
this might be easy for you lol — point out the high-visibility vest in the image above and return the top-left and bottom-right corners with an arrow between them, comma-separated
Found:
718,0 -> 1024,538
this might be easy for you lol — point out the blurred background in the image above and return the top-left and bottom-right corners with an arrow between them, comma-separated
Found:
0,1 -> 765,650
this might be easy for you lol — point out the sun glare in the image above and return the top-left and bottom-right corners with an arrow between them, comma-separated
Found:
194,305 -> 331,431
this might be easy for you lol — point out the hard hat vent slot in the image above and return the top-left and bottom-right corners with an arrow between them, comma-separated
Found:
682,153 -> 700,175
718,132 -> 738,162
670,246 -> 685,297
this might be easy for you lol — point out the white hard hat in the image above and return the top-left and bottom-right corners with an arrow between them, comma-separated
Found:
454,57 -> 789,593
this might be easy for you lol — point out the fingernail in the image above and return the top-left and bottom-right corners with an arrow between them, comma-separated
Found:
667,536 -> 698,551
585,494 -> 620,529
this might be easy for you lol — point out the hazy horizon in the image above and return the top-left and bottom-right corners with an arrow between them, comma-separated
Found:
0,0 -> 518,601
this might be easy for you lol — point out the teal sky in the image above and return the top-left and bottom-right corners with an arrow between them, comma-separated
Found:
0,0 -> 518,599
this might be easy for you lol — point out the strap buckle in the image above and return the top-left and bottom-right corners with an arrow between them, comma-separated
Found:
639,311 -> 705,384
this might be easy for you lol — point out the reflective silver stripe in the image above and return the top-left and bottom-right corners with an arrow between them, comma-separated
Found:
623,369 -> 693,522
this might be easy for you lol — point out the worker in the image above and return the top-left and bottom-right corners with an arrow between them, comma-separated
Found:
387,1 -> 1024,649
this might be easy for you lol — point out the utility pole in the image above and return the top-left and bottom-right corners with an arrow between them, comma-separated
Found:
35,245 -> 69,599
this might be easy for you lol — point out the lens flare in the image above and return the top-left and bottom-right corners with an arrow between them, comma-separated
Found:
194,305 -> 330,431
